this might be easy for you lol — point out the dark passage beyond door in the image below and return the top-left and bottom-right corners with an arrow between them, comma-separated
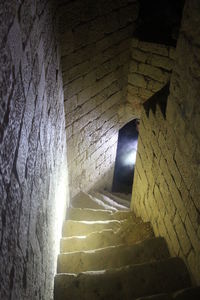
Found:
112,119 -> 139,194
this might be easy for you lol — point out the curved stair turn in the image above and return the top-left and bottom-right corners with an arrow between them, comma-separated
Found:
54,191 -> 200,300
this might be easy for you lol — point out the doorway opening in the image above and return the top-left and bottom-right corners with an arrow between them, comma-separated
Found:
112,119 -> 139,196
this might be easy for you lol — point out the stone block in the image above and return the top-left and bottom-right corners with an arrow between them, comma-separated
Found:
138,41 -> 169,56
73,23 -> 89,50
174,148 -> 193,191
164,216 -> 180,255
185,198 -> 200,232
104,12 -> 119,34
127,93 -> 142,107
154,185 -> 166,217
138,87 -> 153,100
166,126 -> 176,153
174,213 -> 191,256
170,180 -> 187,222
157,215 -> 168,238
185,216 -> 200,253
101,91 -> 121,112
81,97 -> 97,116
62,61 -> 91,85
147,80 -> 165,92
96,71 -> 116,93
150,54 -> 174,71
128,73 -> 147,88
83,71 -> 96,89
62,44 -> 93,71
89,17 -> 106,43
96,25 -> 132,53
127,84 -> 139,95
78,86 -> 93,105
96,57 -> 118,80
131,48 -> 147,63
64,95 -> 77,114
64,77 -> 83,99
60,30 -> 74,56
138,63 -> 170,83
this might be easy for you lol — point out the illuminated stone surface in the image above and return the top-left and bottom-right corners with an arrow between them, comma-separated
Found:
55,258 -> 190,299
59,0 -> 140,198
132,1 -> 200,284
67,207 -> 139,221
1,0 -> 200,299
57,237 -> 169,273
0,1 -> 69,299
54,192 -> 193,299
60,221 -> 153,253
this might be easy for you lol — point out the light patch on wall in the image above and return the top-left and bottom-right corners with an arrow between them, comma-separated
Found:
122,140 -> 138,167
53,156 -> 70,273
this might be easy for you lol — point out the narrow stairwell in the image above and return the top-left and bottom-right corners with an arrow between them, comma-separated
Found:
54,192 -> 200,300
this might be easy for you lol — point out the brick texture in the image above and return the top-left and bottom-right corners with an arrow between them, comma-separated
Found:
58,0 -> 139,197
131,0 -> 200,285
126,38 -> 175,114
0,1 -> 69,299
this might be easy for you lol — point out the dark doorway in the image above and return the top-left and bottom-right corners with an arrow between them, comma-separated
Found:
135,0 -> 185,46
112,119 -> 139,194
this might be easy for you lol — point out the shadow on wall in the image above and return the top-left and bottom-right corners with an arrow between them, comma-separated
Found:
112,119 -> 139,194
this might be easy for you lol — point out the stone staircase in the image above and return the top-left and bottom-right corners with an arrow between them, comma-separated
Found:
54,191 -> 200,300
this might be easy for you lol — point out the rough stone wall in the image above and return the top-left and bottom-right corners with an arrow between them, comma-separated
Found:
58,0 -> 139,197
0,1 -> 69,300
131,0 -> 200,285
119,38 -> 175,124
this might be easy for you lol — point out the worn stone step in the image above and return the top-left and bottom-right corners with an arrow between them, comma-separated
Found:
100,190 -> 131,207
111,191 -> 131,201
71,191 -> 118,211
173,286 -> 200,299
54,257 -> 191,300
90,191 -> 129,211
62,220 -> 122,237
67,207 -> 112,221
57,237 -> 170,273
60,222 -> 154,252
67,207 -> 140,222
136,294 -> 172,300
136,286 -> 200,300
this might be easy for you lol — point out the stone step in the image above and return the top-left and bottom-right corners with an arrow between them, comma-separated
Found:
136,294 -> 172,300
136,286 -> 200,299
67,207 -> 140,222
100,190 -> 131,207
90,191 -> 129,211
112,191 -> 131,201
57,237 -> 170,274
54,257 -> 191,300
62,219 -> 122,237
67,207 -> 113,221
71,191 -> 118,211
60,222 -> 154,252
173,286 -> 200,299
